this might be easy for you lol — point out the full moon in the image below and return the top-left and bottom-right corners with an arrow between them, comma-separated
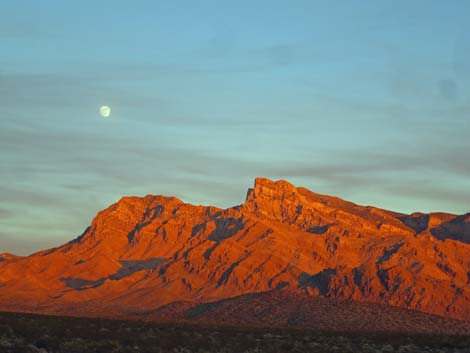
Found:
99,105 -> 111,118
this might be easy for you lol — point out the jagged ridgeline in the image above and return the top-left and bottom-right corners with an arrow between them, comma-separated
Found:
1,178 -> 470,332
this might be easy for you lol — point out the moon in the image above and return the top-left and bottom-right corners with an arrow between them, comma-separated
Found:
99,105 -> 111,118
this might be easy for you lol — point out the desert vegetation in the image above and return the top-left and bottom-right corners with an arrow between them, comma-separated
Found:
1,311 -> 470,353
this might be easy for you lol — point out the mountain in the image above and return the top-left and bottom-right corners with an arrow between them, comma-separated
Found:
1,178 -> 470,332
145,290 -> 470,335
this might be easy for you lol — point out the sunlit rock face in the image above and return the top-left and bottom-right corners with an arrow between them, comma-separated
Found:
1,178 -> 470,322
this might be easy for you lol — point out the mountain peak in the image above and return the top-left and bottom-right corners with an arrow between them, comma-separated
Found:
243,178 -> 312,224
2,178 -> 470,323
245,178 -> 298,202
0,253 -> 20,261
254,177 -> 296,190
254,177 -> 297,194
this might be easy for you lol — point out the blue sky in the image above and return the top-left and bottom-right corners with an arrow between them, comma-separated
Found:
1,0 -> 470,255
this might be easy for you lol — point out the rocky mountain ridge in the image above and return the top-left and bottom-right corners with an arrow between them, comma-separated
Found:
1,178 -> 470,326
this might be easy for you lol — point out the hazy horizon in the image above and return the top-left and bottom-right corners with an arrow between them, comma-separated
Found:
1,0 -> 470,255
